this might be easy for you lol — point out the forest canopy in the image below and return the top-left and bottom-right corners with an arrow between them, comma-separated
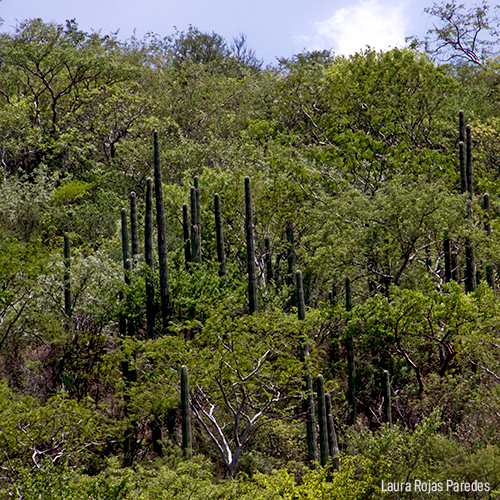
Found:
2,4 -> 500,497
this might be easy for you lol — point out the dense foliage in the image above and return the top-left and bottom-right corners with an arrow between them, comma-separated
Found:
2,10 -> 500,498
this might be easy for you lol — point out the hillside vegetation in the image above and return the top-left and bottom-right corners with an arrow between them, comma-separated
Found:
1,15 -> 500,499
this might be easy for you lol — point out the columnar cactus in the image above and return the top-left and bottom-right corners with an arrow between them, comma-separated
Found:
214,193 -> 226,277
63,232 -> 72,322
466,124 -> 473,198
182,203 -> 192,268
459,142 -> 467,194
296,270 -> 306,322
130,192 -> 139,260
181,365 -> 192,459
316,374 -> 329,467
383,370 -> 392,427
245,177 -> 258,314
153,131 -> 170,331
345,277 -> 356,422
325,393 -> 340,471
304,374 -> 318,467
190,187 -> 201,264
145,178 -> 156,339
459,110 -> 465,143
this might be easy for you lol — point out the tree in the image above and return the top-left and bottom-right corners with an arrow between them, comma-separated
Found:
181,311 -> 308,477
408,0 -> 500,66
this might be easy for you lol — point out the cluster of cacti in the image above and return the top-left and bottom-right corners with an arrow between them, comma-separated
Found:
458,113 -> 477,292
60,114 -> 500,471
316,375 -> 340,471
245,177 -> 258,314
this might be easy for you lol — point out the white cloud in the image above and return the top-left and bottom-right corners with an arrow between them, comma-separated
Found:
315,0 -> 408,56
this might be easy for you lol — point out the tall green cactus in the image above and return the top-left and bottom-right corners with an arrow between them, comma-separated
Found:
316,374 -> 329,467
182,203 -> 192,268
296,270 -> 306,322
181,365 -> 192,459
383,370 -> 392,427
121,207 -> 136,466
190,186 -> 201,264
145,178 -> 156,339
63,232 -> 72,323
153,131 -> 170,331
214,193 -> 226,277
305,374 -> 318,467
325,393 -> 340,471
459,141 -> 467,194
245,177 -> 258,314
459,110 -> 465,143
345,277 -> 356,422
130,192 -> 139,260
466,124 -> 473,198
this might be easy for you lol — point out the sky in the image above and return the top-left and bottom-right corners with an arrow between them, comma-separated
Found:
0,0 -> 438,65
